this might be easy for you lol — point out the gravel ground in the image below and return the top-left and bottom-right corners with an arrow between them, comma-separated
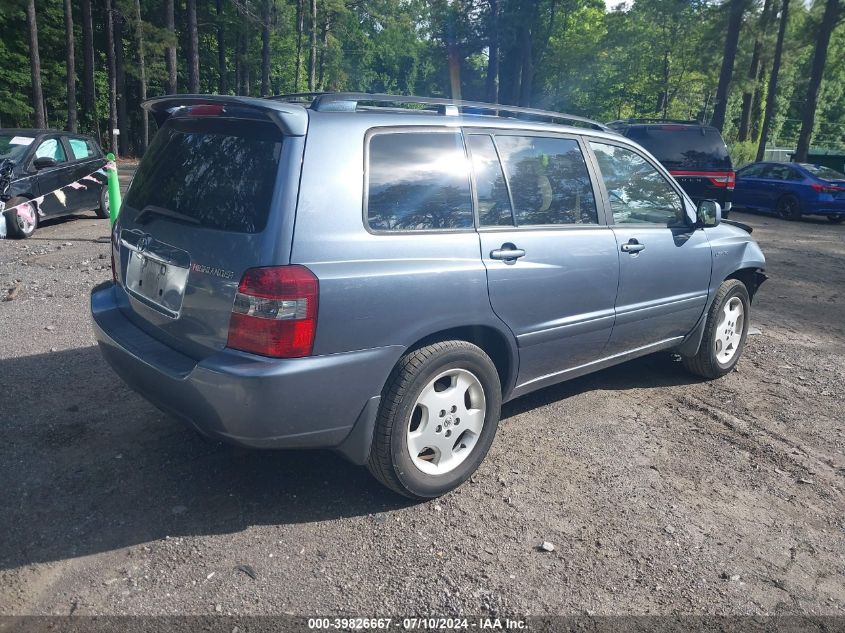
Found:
1,175 -> 844,618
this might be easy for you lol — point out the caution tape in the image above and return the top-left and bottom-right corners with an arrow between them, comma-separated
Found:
1,161 -> 114,224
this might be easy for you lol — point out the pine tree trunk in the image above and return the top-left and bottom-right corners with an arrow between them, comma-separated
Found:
135,0 -> 148,152
105,0 -> 118,155
485,0 -> 499,103
738,0 -> 772,141
261,0 -> 271,97
234,32 -> 242,95
26,0 -> 46,129
794,0 -> 842,162
115,10 -> 129,156
517,22 -> 533,107
187,0 -> 200,93
756,0 -> 789,162
81,0 -> 96,128
216,0 -> 227,94
318,15 -> 329,90
295,0 -> 303,92
165,0 -> 177,94
309,0 -> 317,91
63,0 -> 77,132
711,0 -> 749,131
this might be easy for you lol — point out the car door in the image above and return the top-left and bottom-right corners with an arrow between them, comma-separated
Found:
733,163 -> 767,209
30,136 -> 74,216
467,131 -> 619,394
65,136 -> 105,210
588,140 -> 711,354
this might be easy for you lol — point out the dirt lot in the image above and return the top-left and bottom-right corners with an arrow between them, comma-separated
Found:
1,174 -> 844,618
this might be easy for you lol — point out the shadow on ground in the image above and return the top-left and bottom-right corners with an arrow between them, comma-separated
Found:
1,345 -> 700,571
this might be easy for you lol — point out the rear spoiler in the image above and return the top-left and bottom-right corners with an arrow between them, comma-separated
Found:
142,95 -> 309,136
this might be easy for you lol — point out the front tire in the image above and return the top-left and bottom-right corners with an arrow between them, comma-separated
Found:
4,197 -> 38,239
682,279 -> 750,379
776,195 -> 802,221
367,340 -> 502,500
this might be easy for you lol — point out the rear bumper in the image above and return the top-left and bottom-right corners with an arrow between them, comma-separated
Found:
91,282 -> 400,459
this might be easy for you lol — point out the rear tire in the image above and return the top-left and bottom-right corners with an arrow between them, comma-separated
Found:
828,215 -> 844,224
682,279 -> 750,379
3,197 -> 38,239
776,195 -> 802,221
94,186 -> 110,219
367,340 -> 501,500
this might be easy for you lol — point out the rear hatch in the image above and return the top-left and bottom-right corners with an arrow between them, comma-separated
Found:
624,125 -> 734,204
114,97 -> 307,359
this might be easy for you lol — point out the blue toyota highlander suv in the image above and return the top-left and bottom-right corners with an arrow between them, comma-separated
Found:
91,93 -> 766,499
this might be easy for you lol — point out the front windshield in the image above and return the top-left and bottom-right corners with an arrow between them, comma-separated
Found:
801,163 -> 845,180
0,134 -> 35,162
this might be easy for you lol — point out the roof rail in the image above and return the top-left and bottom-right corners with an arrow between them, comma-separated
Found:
606,118 -> 704,127
267,92 -> 610,132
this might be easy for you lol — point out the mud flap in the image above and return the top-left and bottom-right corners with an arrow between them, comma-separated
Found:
334,395 -> 381,465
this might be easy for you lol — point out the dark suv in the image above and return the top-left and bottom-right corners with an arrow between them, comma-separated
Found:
0,129 -> 108,238
607,120 -> 734,217
91,94 -> 765,499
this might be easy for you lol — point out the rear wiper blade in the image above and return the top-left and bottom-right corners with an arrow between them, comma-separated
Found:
136,204 -> 200,226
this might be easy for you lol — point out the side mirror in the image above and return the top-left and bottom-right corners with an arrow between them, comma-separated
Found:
697,199 -> 721,227
33,157 -> 57,170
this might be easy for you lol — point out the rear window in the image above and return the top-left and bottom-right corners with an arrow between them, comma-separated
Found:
124,118 -> 283,233
801,163 -> 845,180
366,131 -> 473,231
623,126 -> 731,171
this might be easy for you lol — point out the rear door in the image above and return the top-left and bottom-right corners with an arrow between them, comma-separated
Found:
116,112 -> 298,359
468,130 -> 619,391
65,136 -> 106,210
588,140 -> 711,353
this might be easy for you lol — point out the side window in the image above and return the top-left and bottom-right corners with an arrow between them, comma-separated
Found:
739,164 -> 765,177
69,138 -> 91,160
367,131 -> 473,231
589,142 -> 684,226
495,135 -> 598,225
34,138 -> 67,163
764,164 -> 800,181
86,140 -> 100,157
467,135 -> 513,227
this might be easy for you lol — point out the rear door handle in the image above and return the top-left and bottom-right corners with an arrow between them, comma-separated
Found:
621,239 -> 645,254
490,244 -> 526,260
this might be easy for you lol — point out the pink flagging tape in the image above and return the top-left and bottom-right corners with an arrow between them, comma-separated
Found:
2,165 -> 109,219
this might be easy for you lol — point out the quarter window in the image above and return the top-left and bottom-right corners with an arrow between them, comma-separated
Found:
367,132 -> 473,231
495,135 -> 598,226
467,135 -> 513,227
34,138 -> 67,163
590,142 -> 684,226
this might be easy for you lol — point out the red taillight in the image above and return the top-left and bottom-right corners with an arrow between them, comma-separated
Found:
670,170 -> 735,189
810,182 -> 843,193
186,104 -> 225,116
226,265 -> 319,358
726,171 -> 735,190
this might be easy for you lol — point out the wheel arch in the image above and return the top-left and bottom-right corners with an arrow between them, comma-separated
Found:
726,267 -> 767,302
406,324 -> 519,401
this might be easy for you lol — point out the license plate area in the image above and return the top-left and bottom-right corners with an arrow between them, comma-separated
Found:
122,230 -> 190,318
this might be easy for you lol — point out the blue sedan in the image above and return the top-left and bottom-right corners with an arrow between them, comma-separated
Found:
732,161 -> 845,223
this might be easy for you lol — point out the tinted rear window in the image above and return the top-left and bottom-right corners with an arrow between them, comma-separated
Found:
366,131 -> 473,231
623,126 -> 731,171
124,118 -> 282,233
802,163 -> 845,180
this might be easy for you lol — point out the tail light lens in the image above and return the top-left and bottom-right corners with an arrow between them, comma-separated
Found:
810,182 -> 844,193
706,172 -> 735,190
227,265 -> 319,358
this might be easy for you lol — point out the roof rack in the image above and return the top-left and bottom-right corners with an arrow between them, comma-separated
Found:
606,118 -> 704,127
267,92 -> 610,132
